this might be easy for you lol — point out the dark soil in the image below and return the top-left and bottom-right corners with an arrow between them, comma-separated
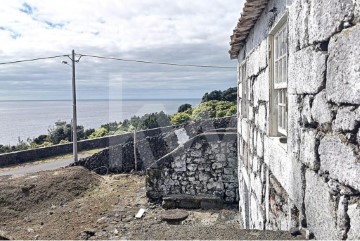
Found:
0,166 -> 305,240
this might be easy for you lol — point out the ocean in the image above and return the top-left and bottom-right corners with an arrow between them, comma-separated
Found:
0,99 -> 200,145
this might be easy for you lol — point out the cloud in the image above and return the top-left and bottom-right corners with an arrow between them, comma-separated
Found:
0,0 -> 244,100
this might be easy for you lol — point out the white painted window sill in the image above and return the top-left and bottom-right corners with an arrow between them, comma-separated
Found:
268,137 -> 287,151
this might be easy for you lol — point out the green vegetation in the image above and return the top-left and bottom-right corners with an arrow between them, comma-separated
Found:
0,87 -> 236,154
201,87 -> 237,103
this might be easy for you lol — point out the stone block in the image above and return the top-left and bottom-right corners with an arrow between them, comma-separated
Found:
256,131 -> 264,158
173,158 -> 186,172
256,104 -> 266,132
355,0 -> 360,23
305,170 -> 338,240
319,135 -> 360,190
187,164 -> 197,172
246,40 -> 268,77
311,90 -> 333,124
287,94 -> 301,154
264,136 -> 304,209
288,0 -> 310,52
333,106 -> 359,132
308,0 -> 354,43
288,46 -> 326,94
301,95 -> 313,125
215,154 -> 226,162
327,24 -> 360,104
241,118 -> 249,143
300,129 -> 319,170
347,199 -> 360,239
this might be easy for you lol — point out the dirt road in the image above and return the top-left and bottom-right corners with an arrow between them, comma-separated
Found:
0,167 -> 304,240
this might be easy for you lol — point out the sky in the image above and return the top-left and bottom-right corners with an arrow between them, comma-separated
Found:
0,0 -> 244,100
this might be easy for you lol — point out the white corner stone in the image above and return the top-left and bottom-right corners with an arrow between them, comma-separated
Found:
288,0 -> 310,53
288,46 -> 326,94
300,129 -> 319,170
347,200 -> 360,239
308,0 -> 354,43
327,24 -> 360,104
319,135 -> 360,190
305,170 -> 338,240
311,90 -> 333,124
256,104 -> 266,132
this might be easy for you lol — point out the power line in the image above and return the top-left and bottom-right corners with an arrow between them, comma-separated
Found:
0,53 -> 236,70
78,53 -> 236,69
0,55 -> 69,65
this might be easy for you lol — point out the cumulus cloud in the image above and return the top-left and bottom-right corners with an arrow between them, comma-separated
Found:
0,0 -> 244,100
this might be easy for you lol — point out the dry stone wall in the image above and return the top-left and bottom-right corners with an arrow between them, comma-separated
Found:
146,132 -> 238,204
236,0 -> 360,239
74,117 -> 237,174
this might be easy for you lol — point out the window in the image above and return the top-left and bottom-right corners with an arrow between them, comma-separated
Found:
269,15 -> 288,136
239,61 -> 248,118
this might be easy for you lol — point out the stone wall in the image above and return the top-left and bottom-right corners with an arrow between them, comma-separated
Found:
73,117 -> 237,174
236,0 -> 360,239
0,117 -> 236,168
146,132 -> 238,204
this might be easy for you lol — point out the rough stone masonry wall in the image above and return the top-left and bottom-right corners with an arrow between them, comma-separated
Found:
75,117 -> 237,174
236,0 -> 360,239
146,133 -> 238,204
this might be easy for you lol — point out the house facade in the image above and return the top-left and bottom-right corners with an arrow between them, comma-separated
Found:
229,0 -> 360,239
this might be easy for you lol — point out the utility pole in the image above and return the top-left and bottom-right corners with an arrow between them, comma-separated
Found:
71,49 -> 78,163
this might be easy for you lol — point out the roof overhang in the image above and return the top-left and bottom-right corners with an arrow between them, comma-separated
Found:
229,0 -> 269,59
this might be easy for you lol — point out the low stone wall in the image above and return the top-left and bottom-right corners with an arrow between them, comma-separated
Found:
72,130 -> 179,174
72,116 -> 237,173
0,127 -> 174,168
0,117 -> 236,168
146,132 -> 238,204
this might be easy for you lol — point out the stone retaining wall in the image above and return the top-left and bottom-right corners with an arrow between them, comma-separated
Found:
146,132 -> 238,204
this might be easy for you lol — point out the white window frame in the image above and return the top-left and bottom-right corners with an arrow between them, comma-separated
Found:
269,13 -> 288,137
239,60 -> 248,118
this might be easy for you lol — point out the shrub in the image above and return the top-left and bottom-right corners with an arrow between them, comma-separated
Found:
171,112 -> 192,125
177,103 -> 192,113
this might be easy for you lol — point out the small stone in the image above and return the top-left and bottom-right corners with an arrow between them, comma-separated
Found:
160,210 -> 189,223
290,227 -> 301,236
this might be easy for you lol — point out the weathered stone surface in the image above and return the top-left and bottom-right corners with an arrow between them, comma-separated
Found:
355,0 -> 360,23
333,106 -> 359,132
308,0 -> 354,43
347,199 -> 360,239
147,132 -> 238,204
253,69 -> 269,104
288,0 -> 310,52
301,95 -> 313,125
311,90 -> 333,124
300,129 -> 319,170
288,46 -> 326,94
319,135 -> 360,190
327,24 -> 360,104
256,104 -> 266,132
305,170 -> 338,240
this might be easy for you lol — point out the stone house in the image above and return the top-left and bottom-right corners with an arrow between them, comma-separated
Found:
229,0 -> 360,239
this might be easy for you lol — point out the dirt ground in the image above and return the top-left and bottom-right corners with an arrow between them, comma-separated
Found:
0,166 -> 304,240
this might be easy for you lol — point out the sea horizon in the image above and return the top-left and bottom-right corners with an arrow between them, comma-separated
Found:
0,98 -> 201,145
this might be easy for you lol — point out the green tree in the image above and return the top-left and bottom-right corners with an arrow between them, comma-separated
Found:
192,100 -> 235,119
177,103 -> 192,113
171,112 -> 192,125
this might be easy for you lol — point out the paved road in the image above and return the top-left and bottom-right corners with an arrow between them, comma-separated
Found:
0,152 -> 94,176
